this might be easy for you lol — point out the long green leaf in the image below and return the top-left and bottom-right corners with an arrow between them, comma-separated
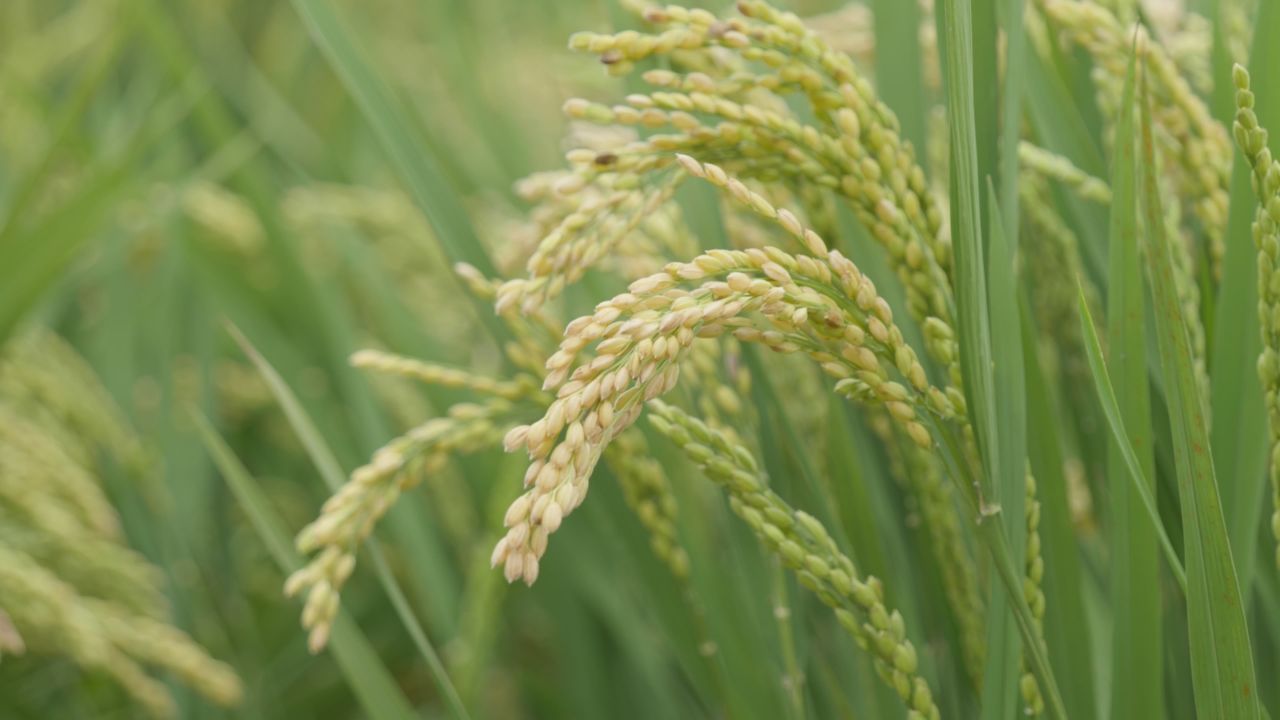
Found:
938,1 -> 1064,716
1078,284 -> 1187,590
1105,47 -> 1163,720
1138,58 -> 1260,719
978,181 -> 1027,720
1020,297 -> 1097,719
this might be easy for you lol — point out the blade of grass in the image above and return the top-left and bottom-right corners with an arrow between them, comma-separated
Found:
1020,297 -> 1098,719
226,322 -> 471,720
1207,0 -> 1236,123
978,182 -> 1027,720
940,0 -> 995,526
938,1 -> 1064,714
1104,48 -> 1163,719
191,412 -> 419,720
1077,285 -> 1187,590
1137,54 -> 1260,718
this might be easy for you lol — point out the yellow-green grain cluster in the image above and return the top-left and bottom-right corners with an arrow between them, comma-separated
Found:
648,400 -> 940,720
1232,64 -> 1280,568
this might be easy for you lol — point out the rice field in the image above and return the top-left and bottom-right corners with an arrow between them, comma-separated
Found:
2,0 -> 1278,718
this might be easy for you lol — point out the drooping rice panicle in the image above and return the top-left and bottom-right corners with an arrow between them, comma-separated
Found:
494,185 -> 960,585
647,400 -> 940,720
292,262 -> 704,650
0,546 -> 173,718
676,154 -> 963,406
497,168 -> 686,314
1222,0 -> 1254,66
1232,64 -> 1280,568
500,262 -> 705,567
516,2 -> 961,390
286,400 -> 511,651
0,331 -> 149,474
182,181 -> 265,255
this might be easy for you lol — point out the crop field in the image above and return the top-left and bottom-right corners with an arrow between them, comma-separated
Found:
1,0 -> 1279,718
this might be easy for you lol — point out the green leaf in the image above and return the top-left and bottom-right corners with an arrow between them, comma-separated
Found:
937,1 -> 1064,715
1104,48 -> 1163,720
1077,283 -> 1187,590
978,181 -> 1027,720
1020,298 -> 1097,719
939,0 -> 995,524
191,412 -> 419,720
1137,58 -> 1260,719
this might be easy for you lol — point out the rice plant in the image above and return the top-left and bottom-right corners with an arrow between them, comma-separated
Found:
3,0 -> 1280,718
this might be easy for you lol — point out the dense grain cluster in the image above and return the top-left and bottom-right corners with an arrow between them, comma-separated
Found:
1233,64 -> 1280,568
493,178 -> 965,583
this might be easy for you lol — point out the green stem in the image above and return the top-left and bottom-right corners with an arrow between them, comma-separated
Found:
978,520 -> 1067,720
933,420 -> 1069,720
